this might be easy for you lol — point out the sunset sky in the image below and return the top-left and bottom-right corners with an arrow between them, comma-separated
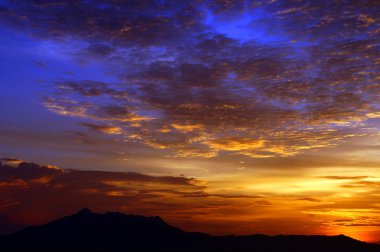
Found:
0,0 -> 379,243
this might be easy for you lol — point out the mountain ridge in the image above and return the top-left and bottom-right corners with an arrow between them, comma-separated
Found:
0,208 -> 379,252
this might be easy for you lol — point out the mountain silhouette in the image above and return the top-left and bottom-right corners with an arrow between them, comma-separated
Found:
0,208 -> 379,252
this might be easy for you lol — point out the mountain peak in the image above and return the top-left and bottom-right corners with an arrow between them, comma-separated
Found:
76,207 -> 92,215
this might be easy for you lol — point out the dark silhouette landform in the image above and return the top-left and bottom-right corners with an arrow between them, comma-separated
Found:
0,208 -> 379,252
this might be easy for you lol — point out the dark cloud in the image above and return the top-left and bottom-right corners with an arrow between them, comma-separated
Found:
0,161 -> 63,182
53,80 -> 117,97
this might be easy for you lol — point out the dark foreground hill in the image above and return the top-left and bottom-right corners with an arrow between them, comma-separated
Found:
0,208 -> 379,252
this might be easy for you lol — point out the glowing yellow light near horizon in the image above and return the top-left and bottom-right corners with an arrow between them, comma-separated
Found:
246,177 -> 345,194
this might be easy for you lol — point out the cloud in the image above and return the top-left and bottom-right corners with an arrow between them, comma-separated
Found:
81,122 -> 122,135
0,161 -> 63,183
204,138 -> 265,151
1,158 -> 23,166
1,0 -> 379,159
171,123 -> 204,133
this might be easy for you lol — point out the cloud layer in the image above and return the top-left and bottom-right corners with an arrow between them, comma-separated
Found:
1,0 -> 378,158
0,160 -> 203,233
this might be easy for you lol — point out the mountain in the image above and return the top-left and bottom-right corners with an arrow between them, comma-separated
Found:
0,208 -> 379,252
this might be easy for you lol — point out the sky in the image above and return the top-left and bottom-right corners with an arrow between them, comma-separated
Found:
0,0 -> 379,243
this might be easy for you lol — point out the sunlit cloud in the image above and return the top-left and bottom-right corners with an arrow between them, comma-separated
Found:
1,158 -> 23,166
81,123 -> 122,135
